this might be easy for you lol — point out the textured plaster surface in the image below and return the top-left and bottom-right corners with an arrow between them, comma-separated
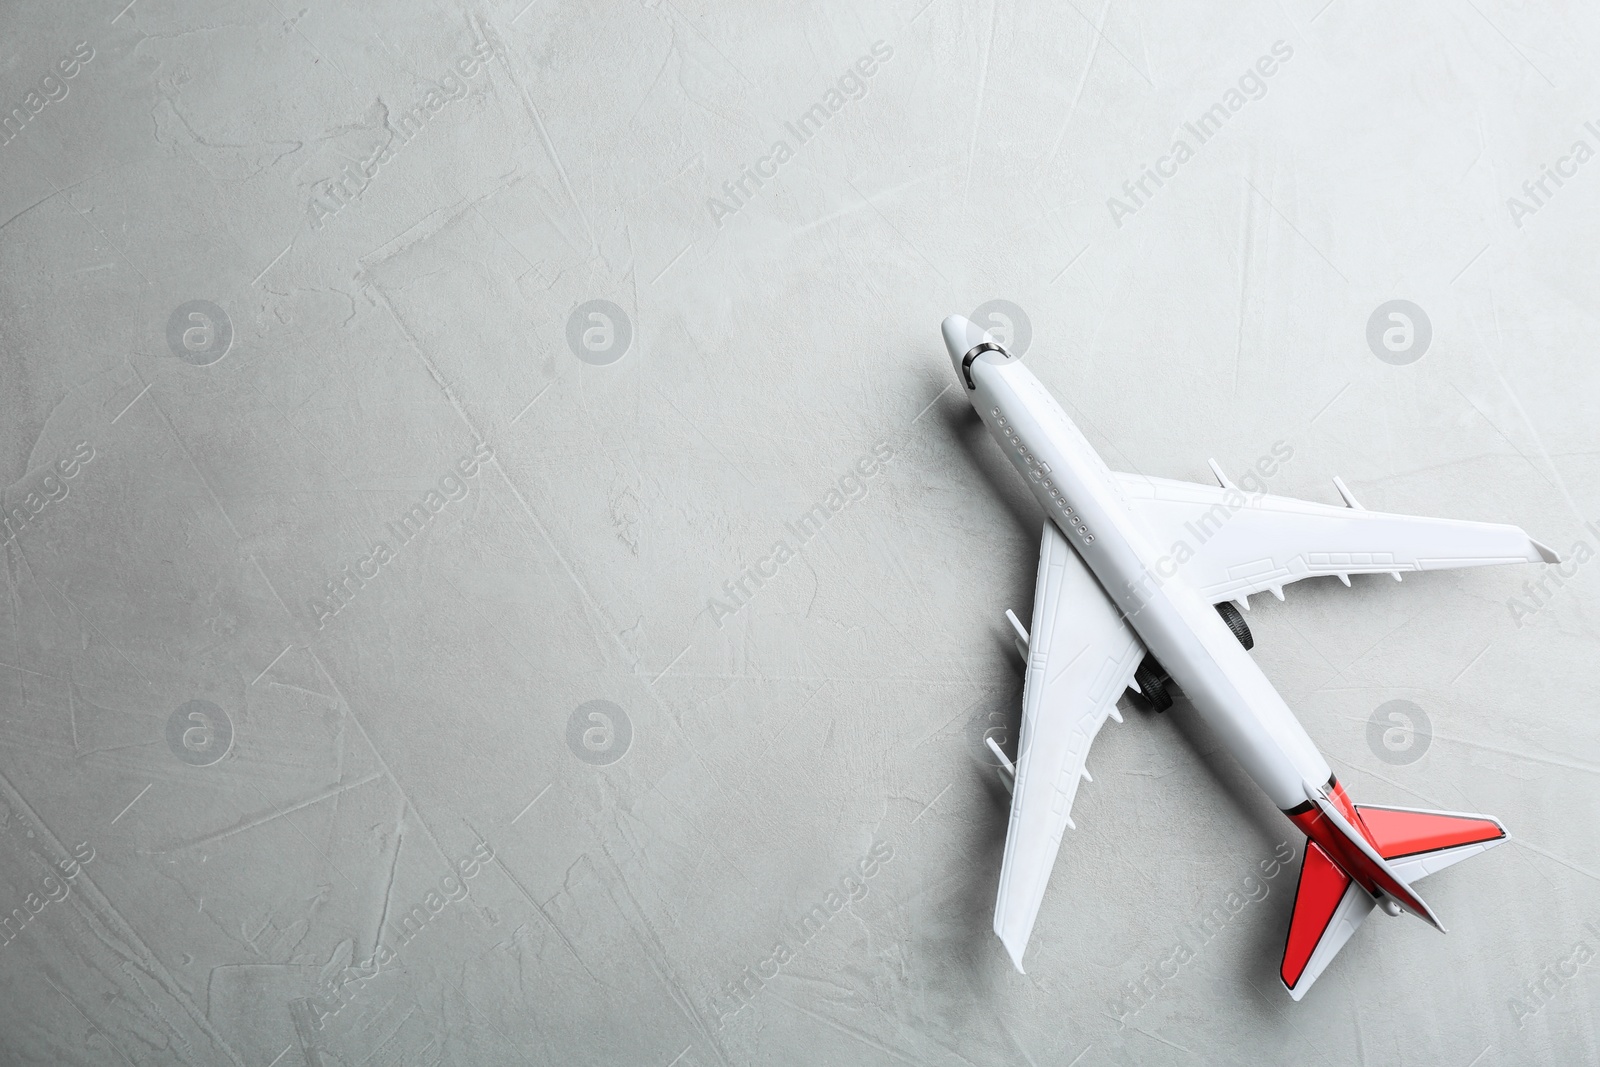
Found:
1,1 -> 1597,1064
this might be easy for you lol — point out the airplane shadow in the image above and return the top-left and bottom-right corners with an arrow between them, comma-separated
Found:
931,401 -> 1041,974
935,401 -> 1042,544
1120,678 -> 1308,1020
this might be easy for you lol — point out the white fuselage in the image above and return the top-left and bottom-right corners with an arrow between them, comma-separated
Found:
966,352 -> 1329,810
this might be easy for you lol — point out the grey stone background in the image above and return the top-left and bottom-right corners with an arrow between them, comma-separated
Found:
1,1 -> 1596,1064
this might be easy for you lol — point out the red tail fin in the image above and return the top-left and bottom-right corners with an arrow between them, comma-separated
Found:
1281,841 -> 1353,994
1355,805 -> 1506,860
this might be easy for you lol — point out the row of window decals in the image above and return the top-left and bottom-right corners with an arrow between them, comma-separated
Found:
991,407 -> 1094,544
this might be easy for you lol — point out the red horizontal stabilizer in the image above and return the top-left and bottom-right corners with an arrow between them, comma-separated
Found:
1281,841 -> 1352,991
1355,805 -> 1506,860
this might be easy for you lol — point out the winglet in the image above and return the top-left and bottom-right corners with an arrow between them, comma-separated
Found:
1532,538 -> 1561,565
995,916 -> 1029,974
1005,940 -> 1027,974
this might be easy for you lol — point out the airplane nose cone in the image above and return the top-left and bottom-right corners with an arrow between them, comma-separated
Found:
942,314 -> 1006,389
941,314 -> 991,361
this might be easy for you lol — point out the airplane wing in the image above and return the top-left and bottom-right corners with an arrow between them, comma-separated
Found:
995,518 -> 1145,972
1115,470 -> 1558,607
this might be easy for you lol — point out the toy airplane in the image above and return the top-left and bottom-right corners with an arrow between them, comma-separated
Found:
941,314 -> 1557,999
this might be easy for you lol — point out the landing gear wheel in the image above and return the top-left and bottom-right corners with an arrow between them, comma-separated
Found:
1134,659 -> 1173,712
1216,601 -> 1254,650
